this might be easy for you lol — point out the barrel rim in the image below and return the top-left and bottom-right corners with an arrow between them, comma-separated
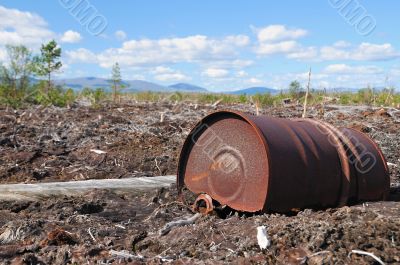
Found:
177,110 -> 271,211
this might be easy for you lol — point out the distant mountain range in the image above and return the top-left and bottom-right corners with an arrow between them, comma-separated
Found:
54,77 -> 167,92
36,77 -> 382,95
168,83 -> 208,92
227,86 -> 280,95
53,77 -> 209,93
52,77 -> 281,94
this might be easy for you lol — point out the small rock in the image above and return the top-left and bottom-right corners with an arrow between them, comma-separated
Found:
41,228 -> 77,246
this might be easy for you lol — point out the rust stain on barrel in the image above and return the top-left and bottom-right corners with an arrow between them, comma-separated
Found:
177,110 -> 389,213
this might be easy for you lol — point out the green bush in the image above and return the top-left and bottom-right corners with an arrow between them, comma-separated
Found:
252,93 -> 274,107
0,85 -> 23,107
238,94 -> 248,104
30,81 -> 76,107
79,87 -> 108,104
93,88 -> 107,103
170,91 -> 184,102
356,87 -> 374,105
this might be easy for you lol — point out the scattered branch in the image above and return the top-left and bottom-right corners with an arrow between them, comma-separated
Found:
159,213 -> 202,236
155,158 -> 162,175
109,250 -> 144,260
255,101 -> 260,116
349,250 -> 385,265
212,99 -> 222,107
302,67 -> 312,118
114,224 -> 126,229
87,228 -> 96,242
160,112 -> 165,123
90,149 -> 107,155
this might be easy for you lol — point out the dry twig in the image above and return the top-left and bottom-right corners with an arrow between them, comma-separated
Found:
88,228 -> 96,242
109,250 -> 144,260
302,67 -> 312,118
159,213 -> 202,236
155,158 -> 162,175
349,250 -> 385,265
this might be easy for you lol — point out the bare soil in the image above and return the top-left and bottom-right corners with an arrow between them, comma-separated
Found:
0,101 -> 399,264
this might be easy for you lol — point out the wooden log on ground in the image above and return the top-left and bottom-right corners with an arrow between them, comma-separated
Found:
0,175 -> 176,201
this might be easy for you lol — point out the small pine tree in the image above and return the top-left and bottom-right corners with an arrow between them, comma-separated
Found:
111,62 -> 122,103
33,40 -> 62,94
289,80 -> 301,99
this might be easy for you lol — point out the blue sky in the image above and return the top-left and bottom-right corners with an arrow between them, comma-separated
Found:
0,0 -> 399,91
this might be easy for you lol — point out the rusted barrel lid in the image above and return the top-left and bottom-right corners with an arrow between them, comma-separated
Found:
177,110 -> 389,213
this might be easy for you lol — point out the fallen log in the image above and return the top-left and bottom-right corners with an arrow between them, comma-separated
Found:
0,175 -> 176,201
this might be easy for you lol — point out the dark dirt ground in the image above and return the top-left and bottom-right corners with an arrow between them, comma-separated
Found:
0,101 -> 399,264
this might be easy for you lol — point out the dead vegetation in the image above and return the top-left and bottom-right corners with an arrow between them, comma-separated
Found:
0,101 -> 399,264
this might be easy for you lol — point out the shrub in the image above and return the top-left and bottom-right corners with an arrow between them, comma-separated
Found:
170,91 -> 184,102
357,87 -> 374,105
238,94 -> 248,104
31,81 -> 76,107
252,93 -> 274,107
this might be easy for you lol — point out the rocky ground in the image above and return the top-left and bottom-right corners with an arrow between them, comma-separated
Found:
0,101 -> 399,264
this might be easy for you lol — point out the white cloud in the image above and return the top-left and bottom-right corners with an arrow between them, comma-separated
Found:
204,59 -> 253,69
224,35 -> 250,46
254,25 -> 308,42
88,34 -> 250,68
154,72 -> 189,82
61,30 -> 82,43
275,42 -> 399,62
115,30 -> 127,41
320,42 -> 399,61
286,47 -> 318,60
292,72 -> 328,82
236,70 -> 248,77
202,68 -> 229,78
0,5 -> 54,47
352,43 -> 399,61
333,40 -> 352,48
251,24 -> 399,62
323,64 -> 383,75
152,66 -> 173,74
319,46 -> 349,61
253,25 -> 309,57
256,40 -> 299,55
66,48 -> 97,63
247,77 -> 263,84
151,66 -> 190,82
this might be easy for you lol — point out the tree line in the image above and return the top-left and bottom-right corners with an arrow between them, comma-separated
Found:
0,40 -> 123,107
1,41 -> 398,108
0,40 -> 65,107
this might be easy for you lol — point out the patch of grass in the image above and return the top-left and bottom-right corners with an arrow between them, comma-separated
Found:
133,91 -> 165,102
1,81 -> 399,108
252,93 -> 274,107
198,93 -> 220,104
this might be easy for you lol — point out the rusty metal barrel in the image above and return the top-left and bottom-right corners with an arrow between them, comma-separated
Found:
177,110 -> 389,213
